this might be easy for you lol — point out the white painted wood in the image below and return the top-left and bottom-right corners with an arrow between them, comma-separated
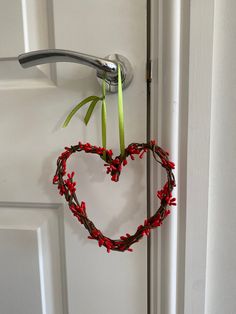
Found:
0,0 -> 54,88
150,1 -> 180,313
0,204 -> 65,314
21,0 -> 50,52
205,1 -> 236,313
0,1 -> 147,314
184,1 -> 214,313
0,229 -> 42,314
151,0 -> 215,313
149,1 -> 160,313
0,0 -> 25,58
175,1 -> 190,313
0,60 -> 55,89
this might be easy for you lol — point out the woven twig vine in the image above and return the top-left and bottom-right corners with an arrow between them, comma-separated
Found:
53,140 -> 176,252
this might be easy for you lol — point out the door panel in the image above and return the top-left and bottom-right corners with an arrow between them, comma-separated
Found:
0,229 -> 42,314
0,1 -> 147,313
0,0 -> 25,57
0,205 -> 65,314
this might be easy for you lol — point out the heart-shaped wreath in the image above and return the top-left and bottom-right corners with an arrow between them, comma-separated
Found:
53,64 -> 176,252
53,140 -> 176,252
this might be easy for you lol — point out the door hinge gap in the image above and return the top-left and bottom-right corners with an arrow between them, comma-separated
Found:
146,59 -> 152,83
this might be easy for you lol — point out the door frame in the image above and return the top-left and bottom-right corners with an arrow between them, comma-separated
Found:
149,0 -> 215,313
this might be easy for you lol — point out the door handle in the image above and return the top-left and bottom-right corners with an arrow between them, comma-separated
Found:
18,49 -> 133,93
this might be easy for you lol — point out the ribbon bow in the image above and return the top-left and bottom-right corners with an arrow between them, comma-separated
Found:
63,64 -> 125,158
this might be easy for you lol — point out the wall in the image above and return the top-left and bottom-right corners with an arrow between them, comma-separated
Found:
206,1 -> 236,313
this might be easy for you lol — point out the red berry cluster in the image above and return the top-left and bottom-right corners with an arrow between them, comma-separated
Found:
53,140 -> 176,253
157,182 -> 176,206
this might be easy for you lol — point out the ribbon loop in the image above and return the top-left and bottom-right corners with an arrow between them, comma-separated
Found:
118,63 -> 125,157
101,80 -> 107,159
63,66 -> 125,158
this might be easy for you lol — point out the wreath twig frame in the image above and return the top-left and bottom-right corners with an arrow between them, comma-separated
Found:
53,140 -> 176,252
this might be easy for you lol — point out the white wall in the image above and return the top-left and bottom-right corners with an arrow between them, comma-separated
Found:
206,1 -> 236,313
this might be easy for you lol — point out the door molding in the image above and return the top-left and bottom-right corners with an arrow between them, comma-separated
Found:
149,0 -> 215,313
0,202 -> 68,314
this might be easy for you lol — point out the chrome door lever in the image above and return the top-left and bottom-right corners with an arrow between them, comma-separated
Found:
18,49 -> 133,93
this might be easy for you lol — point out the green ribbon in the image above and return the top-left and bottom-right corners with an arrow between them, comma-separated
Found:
118,63 -> 125,157
63,95 -> 102,128
101,80 -> 107,159
63,63 -> 125,158
62,83 -> 107,154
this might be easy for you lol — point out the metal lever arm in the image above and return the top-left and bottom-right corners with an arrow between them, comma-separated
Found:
18,49 -> 133,92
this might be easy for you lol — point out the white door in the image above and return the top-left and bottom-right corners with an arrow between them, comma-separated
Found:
0,1 -> 148,314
